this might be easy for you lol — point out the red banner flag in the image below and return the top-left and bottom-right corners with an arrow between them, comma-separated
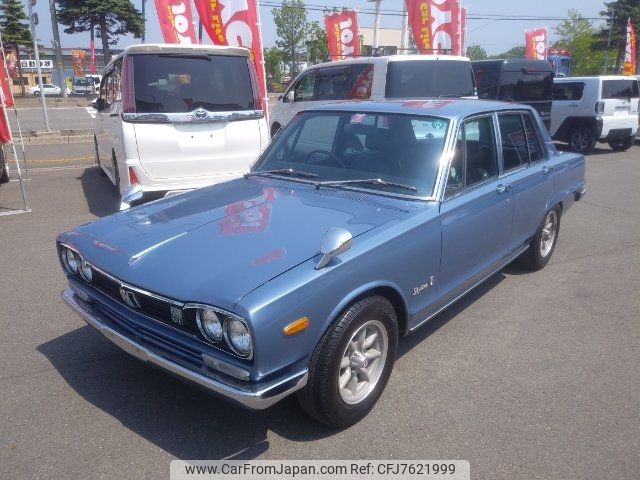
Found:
622,18 -> 637,76
525,27 -> 548,60
154,0 -> 197,44
0,52 -> 15,108
405,0 -> 461,55
5,48 -> 17,78
89,39 -> 96,74
324,10 -> 361,61
72,49 -> 86,76
194,0 -> 267,111
460,6 -> 466,56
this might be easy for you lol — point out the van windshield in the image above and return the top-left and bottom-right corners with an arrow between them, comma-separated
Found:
386,60 -> 475,98
132,54 -> 255,113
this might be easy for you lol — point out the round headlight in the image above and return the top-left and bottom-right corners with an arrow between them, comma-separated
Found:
63,248 -> 79,273
225,318 -> 252,357
197,308 -> 223,342
79,260 -> 93,282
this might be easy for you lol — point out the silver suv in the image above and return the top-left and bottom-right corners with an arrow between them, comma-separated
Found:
551,76 -> 639,153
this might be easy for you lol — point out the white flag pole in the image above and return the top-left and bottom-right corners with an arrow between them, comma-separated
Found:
254,0 -> 269,117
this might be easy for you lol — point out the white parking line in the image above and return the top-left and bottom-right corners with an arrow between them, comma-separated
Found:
85,107 -> 97,119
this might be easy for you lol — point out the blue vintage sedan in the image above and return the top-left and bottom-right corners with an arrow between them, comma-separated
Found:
57,100 -> 586,427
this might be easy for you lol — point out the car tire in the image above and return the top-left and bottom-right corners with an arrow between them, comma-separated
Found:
0,147 -> 9,185
568,126 -> 595,154
270,123 -> 282,138
298,296 -> 398,428
112,152 -> 120,192
518,206 -> 561,271
607,136 -> 634,151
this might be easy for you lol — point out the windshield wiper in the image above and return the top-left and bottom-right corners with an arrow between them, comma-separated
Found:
315,178 -> 417,192
245,169 -> 319,180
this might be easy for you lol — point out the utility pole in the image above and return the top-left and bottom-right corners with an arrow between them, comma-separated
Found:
368,0 -> 382,50
141,0 -> 146,43
400,3 -> 409,54
603,8 -> 614,74
27,0 -> 50,130
48,0 -> 67,98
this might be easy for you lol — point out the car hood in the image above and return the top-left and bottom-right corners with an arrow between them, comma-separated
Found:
60,178 -> 410,309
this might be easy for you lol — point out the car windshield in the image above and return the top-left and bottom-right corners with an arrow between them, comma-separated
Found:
251,111 -> 450,198
132,54 -> 255,113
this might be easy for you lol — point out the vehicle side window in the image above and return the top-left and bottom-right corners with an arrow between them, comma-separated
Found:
552,82 -> 584,100
445,116 -> 498,198
522,113 -> 544,162
317,66 -> 351,101
294,72 -> 317,102
112,59 -> 122,102
99,72 -> 113,108
498,113 -> 529,172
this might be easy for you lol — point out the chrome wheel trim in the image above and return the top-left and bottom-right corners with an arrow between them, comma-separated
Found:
540,210 -> 558,258
570,129 -> 590,152
338,320 -> 388,405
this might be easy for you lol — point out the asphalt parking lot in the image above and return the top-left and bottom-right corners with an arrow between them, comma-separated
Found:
1,143 -> 639,479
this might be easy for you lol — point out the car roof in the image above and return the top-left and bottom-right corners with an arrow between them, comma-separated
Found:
304,54 -> 470,70
307,99 -> 534,119
472,58 -> 553,71
105,43 -> 250,69
555,75 -> 635,82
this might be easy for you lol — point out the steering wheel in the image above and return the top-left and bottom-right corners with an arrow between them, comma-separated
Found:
305,149 -> 346,168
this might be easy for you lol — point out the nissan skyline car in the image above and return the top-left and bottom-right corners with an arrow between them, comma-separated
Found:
57,100 -> 586,428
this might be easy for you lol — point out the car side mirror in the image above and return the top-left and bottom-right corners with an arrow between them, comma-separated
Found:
315,227 -> 352,270
96,98 -> 106,111
286,90 -> 295,103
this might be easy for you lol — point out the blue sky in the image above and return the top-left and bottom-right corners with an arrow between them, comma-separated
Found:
26,0 -> 608,55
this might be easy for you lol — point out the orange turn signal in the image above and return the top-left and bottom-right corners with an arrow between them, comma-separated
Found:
283,317 -> 310,336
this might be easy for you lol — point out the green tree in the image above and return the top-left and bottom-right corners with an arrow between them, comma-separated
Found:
56,0 -> 143,64
466,44 -> 487,61
595,0 -> 640,72
553,10 -> 607,76
264,46 -> 283,92
0,0 -> 32,96
272,0 -> 309,77
306,21 -> 327,64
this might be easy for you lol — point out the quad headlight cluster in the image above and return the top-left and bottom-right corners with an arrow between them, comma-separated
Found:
195,306 -> 252,358
60,245 -> 93,282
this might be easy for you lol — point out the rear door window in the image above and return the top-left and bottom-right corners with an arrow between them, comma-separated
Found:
601,79 -> 639,99
498,71 -> 553,102
316,64 -> 374,101
386,60 -> 475,98
553,82 -> 584,100
132,54 -> 255,113
498,113 -> 529,172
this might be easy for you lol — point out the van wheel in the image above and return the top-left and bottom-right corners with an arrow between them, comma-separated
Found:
111,152 -> 120,192
518,206 -> 561,271
607,136 -> 634,152
270,123 -> 282,138
568,126 -> 595,154
0,147 -> 9,184
297,296 -> 398,428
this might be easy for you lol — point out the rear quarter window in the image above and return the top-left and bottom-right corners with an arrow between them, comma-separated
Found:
553,82 -> 584,100
601,79 -> 639,99
386,60 -> 475,98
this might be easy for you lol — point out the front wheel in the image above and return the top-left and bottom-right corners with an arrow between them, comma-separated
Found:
518,206 -> 561,271
298,296 -> 398,428
607,136 -> 634,152
568,126 -> 595,154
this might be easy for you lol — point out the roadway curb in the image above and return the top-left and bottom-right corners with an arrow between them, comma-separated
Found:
13,135 -> 94,145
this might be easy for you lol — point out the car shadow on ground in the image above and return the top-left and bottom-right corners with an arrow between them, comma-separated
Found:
78,167 -> 120,217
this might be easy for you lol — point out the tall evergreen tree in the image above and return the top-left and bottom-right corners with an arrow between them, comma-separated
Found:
595,0 -> 640,71
0,0 -> 32,96
56,0 -> 143,64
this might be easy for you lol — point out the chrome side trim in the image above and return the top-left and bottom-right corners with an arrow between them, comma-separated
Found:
61,289 -> 307,410
409,243 -> 530,333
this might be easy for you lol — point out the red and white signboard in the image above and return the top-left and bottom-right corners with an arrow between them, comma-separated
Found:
405,0 -> 461,55
525,27 -> 548,61
622,18 -> 637,76
324,10 -> 361,61
194,0 -> 267,111
0,59 -> 12,143
155,0 -> 197,44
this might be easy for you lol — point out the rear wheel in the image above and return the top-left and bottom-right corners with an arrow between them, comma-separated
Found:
298,296 -> 398,428
519,206 -> 561,271
607,136 -> 634,152
568,126 -> 595,154
0,146 -> 9,185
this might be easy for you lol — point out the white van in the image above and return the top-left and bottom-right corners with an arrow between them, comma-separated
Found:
551,76 -> 639,153
94,44 -> 268,202
269,55 -> 477,137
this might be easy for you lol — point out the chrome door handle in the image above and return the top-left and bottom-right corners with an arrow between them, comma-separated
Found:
496,184 -> 510,194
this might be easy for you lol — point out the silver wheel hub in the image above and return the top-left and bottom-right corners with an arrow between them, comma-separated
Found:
338,320 -> 388,405
540,210 -> 557,258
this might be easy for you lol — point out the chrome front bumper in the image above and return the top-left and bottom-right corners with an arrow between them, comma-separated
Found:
61,289 -> 308,410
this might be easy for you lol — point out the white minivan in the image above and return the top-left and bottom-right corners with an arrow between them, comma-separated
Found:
269,55 -> 477,137
94,44 -> 268,203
